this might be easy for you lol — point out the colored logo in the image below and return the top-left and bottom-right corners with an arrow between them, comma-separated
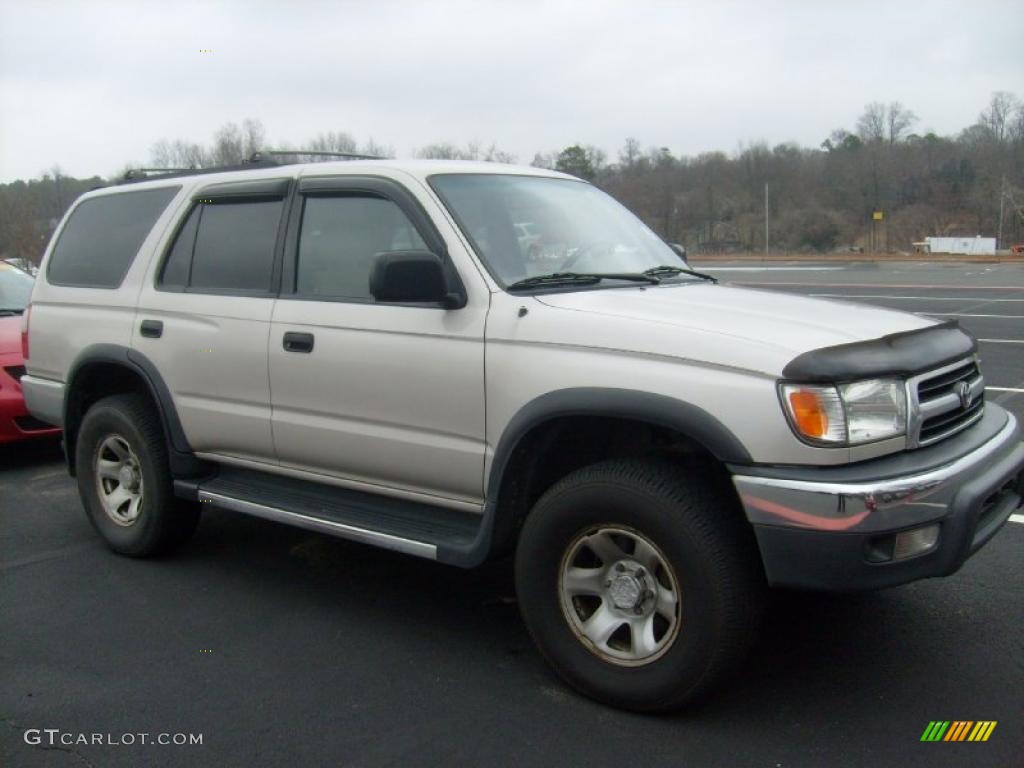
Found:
921,721 -> 996,742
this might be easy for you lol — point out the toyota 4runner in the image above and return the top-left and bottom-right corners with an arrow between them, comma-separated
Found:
21,160 -> 1024,712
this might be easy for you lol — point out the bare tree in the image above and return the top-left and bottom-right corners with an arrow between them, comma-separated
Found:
1011,103 -> 1024,143
856,102 -> 887,143
416,141 -> 513,162
619,137 -> 643,169
241,118 -> 265,159
288,131 -> 358,162
979,91 -> 1021,143
149,139 -> 174,167
360,139 -> 394,158
886,101 -> 917,145
308,131 -> 358,154
531,151 -> 558,169
585,145 -> 608,174
416,142 -> 468,160
210,122 -> 245,165
150,139 -> 205,168
483,144 -> 517,163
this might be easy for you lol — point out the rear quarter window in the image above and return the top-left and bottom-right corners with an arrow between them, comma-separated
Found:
46,186 -> 180,288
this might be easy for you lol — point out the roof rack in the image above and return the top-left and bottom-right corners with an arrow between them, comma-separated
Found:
249,149 -> 385,162
118,157 -> 280,185
116,149 -> 383,185
121,166 -> 199,181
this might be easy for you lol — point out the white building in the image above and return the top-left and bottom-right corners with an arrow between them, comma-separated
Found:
925,236 -> 997,255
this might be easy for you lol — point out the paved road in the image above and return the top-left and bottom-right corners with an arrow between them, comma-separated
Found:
2,262 -> 1022,767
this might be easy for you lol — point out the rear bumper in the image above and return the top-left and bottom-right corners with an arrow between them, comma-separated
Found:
730,405 -> 1024,591
20,374 -> 65,428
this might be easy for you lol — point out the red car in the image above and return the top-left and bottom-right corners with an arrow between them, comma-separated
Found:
0,262 -> 60,443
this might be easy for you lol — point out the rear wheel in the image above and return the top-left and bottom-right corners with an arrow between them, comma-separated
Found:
515,458 -> 764,712
75,394 -> 200,556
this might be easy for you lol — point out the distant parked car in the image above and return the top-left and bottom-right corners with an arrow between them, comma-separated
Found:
0,263 -> 60,443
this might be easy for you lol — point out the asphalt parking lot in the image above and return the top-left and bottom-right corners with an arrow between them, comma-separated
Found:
2,261 -> 1022,767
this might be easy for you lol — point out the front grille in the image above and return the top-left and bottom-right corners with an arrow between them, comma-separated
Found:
14,415 -> 54,432
913,359 -> 985,447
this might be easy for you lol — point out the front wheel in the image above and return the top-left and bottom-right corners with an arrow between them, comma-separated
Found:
515,458 -> 764,712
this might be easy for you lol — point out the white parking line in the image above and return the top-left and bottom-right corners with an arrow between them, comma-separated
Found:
987,387 -> 1024,393
811,294 -> 1024,302
735,281 -> 1024,290
1010,514 -> 1024,525
978,339 -> 1024,344
919,312 -> 1024,319
708,266 -> 848,272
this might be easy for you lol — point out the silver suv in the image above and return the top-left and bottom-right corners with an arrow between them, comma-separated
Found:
21,160 -> 1024,712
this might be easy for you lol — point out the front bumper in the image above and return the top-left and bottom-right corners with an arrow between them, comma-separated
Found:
730,405 -> 1024,591
0,364 -> 61,444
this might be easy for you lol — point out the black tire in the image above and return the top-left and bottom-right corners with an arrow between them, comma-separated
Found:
75,393 -> 200,557
515,458 -> 765,712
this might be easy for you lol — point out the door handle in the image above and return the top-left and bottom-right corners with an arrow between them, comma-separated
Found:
283,331 -> 314,353
140,320 -> 163,338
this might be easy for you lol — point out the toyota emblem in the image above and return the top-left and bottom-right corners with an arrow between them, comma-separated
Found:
956,380 -> 973,410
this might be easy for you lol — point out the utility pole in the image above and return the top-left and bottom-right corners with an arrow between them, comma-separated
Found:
764,182 -> 769,258
997,175 -> 1006,251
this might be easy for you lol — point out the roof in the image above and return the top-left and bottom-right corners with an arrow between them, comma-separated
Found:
90,159 -> 575,199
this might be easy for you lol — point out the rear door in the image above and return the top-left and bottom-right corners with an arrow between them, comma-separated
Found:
135,178 -> 291,463
268,174 -> 487,506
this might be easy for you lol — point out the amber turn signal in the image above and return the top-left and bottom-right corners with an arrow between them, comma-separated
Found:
788,390 -> 828,438
779,383 -> 847,444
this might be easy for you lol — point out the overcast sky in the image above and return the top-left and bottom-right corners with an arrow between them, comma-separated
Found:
1,0 -> 1021,182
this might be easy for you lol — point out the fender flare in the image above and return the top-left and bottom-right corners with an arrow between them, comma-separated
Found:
487,388 -> 752,494
437,387 -> 751,567
63,344 -> 200,475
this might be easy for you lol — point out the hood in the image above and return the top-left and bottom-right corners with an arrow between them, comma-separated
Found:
532,282 -> 937,377
0,315 -> 22,357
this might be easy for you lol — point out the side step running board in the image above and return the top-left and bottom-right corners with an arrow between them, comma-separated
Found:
198,491 -> 438,558
175,467 -> 483,563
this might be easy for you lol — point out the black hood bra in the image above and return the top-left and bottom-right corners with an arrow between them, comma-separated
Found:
782,320 -> 977,383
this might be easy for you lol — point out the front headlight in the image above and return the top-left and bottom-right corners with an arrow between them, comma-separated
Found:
780,378 -> 907,446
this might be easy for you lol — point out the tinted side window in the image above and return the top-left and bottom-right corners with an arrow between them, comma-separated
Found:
47,186 -> 179,288
159,205 -> 201,290
189,200 -> 283,293
297,195 -> 427,299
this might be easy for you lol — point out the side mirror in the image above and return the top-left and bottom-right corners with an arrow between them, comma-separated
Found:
369,251 -> 464,308
669,243 -> 689,264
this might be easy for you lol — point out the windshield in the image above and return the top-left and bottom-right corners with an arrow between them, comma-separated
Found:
0,263 -> 34,310
430,174 -> 683,288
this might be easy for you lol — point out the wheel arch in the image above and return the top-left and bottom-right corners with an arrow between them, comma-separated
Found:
439,388 -> 751,567
63,344 -> 206,477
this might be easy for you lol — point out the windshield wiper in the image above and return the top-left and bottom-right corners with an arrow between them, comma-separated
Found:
507,272 -> 661,291
642,265 -> 718,283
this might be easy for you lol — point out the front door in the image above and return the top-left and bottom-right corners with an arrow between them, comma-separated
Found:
268,175 -> 487,506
